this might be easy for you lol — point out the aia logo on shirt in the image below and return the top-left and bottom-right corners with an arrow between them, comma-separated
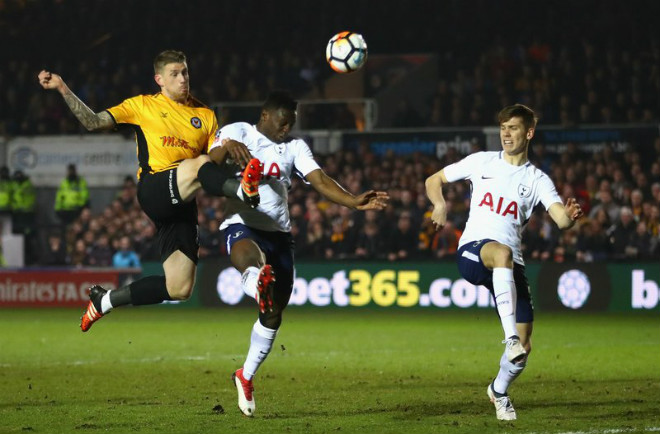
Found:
264,162 -> 281,179
478,192 -> 518,219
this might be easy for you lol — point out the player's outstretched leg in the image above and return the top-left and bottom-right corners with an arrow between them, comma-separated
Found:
241,158 -> 263,208
80,285 -> 108,332
232,367 -> 255,417
487,382 -> 517,421
256,264 -> 275,314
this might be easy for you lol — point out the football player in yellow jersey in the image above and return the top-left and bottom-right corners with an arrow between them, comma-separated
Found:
38,50 -> 263,331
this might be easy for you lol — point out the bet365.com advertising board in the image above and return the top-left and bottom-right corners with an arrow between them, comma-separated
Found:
196,258 -> 660,312
1,260 -> 657,311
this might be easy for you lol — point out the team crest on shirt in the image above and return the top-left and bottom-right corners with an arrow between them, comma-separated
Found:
518,184 -> 531,198
275,144 -> 286,155
190,117 -> 202,129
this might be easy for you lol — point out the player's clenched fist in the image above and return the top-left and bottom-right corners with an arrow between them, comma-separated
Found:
37,70 -> 65,91
565,197 -> 583,221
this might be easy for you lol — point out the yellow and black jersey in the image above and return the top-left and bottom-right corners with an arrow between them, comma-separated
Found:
106,93 -> 218,179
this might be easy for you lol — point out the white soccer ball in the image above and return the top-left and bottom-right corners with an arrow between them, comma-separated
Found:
325,31 -> 368,73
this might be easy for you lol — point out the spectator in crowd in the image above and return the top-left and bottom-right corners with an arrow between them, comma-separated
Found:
625,221 -> 654,259
354,221 -> 386,260
387,211 -> 418,261
553,227 -> 579,263
417,210 -> 437,258
40,233 -> 68,266
54,164 -> 89,227
522,213 -> 551,261
299,218 -> 327,258
630,189 -> 645,221
11,170 -> 37,264
326,217 -> 354,259
70,238 -> 91,267
576,219 -> 610,262
10,170 -> 36,233
87,233 -> 113,267
589,189 -> 620,224
607,207 -> 637,259
198,217 -> 225,259
136,222 -> 160,262
0,166 -> 13,214
112,235 -> 141,268
645,204 -> 660,237
431,220 -> 462,259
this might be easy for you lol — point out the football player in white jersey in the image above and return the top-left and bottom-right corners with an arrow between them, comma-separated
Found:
208,91 -> 390,417
425,104 -> 583,421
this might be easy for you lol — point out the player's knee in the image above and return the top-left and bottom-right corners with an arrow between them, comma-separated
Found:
166,280 -> 194,301
190,154 -> 211,171
493,244 -> 513,267
259,307 -> 284,330
231,242 -> 266,270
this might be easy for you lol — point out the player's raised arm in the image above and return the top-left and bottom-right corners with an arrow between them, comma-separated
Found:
305,169 -> 389,210
37,70 -> 114,131
548,197 -> 584,229
425,169 -> 450,230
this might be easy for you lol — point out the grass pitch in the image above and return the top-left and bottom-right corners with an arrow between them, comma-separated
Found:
0,308 -> 658,434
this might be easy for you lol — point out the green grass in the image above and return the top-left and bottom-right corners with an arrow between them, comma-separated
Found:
0,308 -> 658,434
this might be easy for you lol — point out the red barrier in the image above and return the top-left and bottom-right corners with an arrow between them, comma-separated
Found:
0,268 -> 139,307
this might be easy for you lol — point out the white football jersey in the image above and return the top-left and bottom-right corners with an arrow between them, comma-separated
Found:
210,122 -> 320,232
443,151 -> 562,265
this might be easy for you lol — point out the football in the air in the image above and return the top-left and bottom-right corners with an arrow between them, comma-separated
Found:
325,31 -> 368,73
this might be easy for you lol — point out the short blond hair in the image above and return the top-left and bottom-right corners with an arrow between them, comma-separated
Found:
153,50 -> 187,74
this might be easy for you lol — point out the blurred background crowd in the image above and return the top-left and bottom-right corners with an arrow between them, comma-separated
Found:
8,140 -> 659,267
0,0 -> 659,266
2,0 -> 659,135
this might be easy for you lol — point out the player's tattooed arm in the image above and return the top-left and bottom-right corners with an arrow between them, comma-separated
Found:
37,70 -> 114,131
61,89 -> 114,131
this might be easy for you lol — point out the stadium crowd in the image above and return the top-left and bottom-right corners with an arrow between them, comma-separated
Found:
48,140 -> 659,267
1,0 -> 659,135
1,0 -> 659,265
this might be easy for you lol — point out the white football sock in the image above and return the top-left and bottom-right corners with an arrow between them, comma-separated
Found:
236,184 -> 243,199
100,292 -> 113,314
241,267 -> 260,300
242,320 -> 277,380
493,351 -> 526,395
493,267 -> 518,339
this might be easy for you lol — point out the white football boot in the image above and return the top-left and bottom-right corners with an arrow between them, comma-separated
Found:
232,368 -> 255,417
487,383 -> 517,421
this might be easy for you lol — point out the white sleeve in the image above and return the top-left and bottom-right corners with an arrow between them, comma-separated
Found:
208,122 -> 246,152
537,174 -> 563,210
293,140 -> 321,177
443,152 -> 483,182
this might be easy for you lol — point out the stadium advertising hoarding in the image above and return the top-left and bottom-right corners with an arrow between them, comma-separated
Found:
196,258 -> 660,312
1,261 -> 657,311
341,129 -> 485,158
7,135 -> 136,187
534,125 -> 659,154
0,268 -> 139,307
338,126 -> 659,158
482,124 -> 660,155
